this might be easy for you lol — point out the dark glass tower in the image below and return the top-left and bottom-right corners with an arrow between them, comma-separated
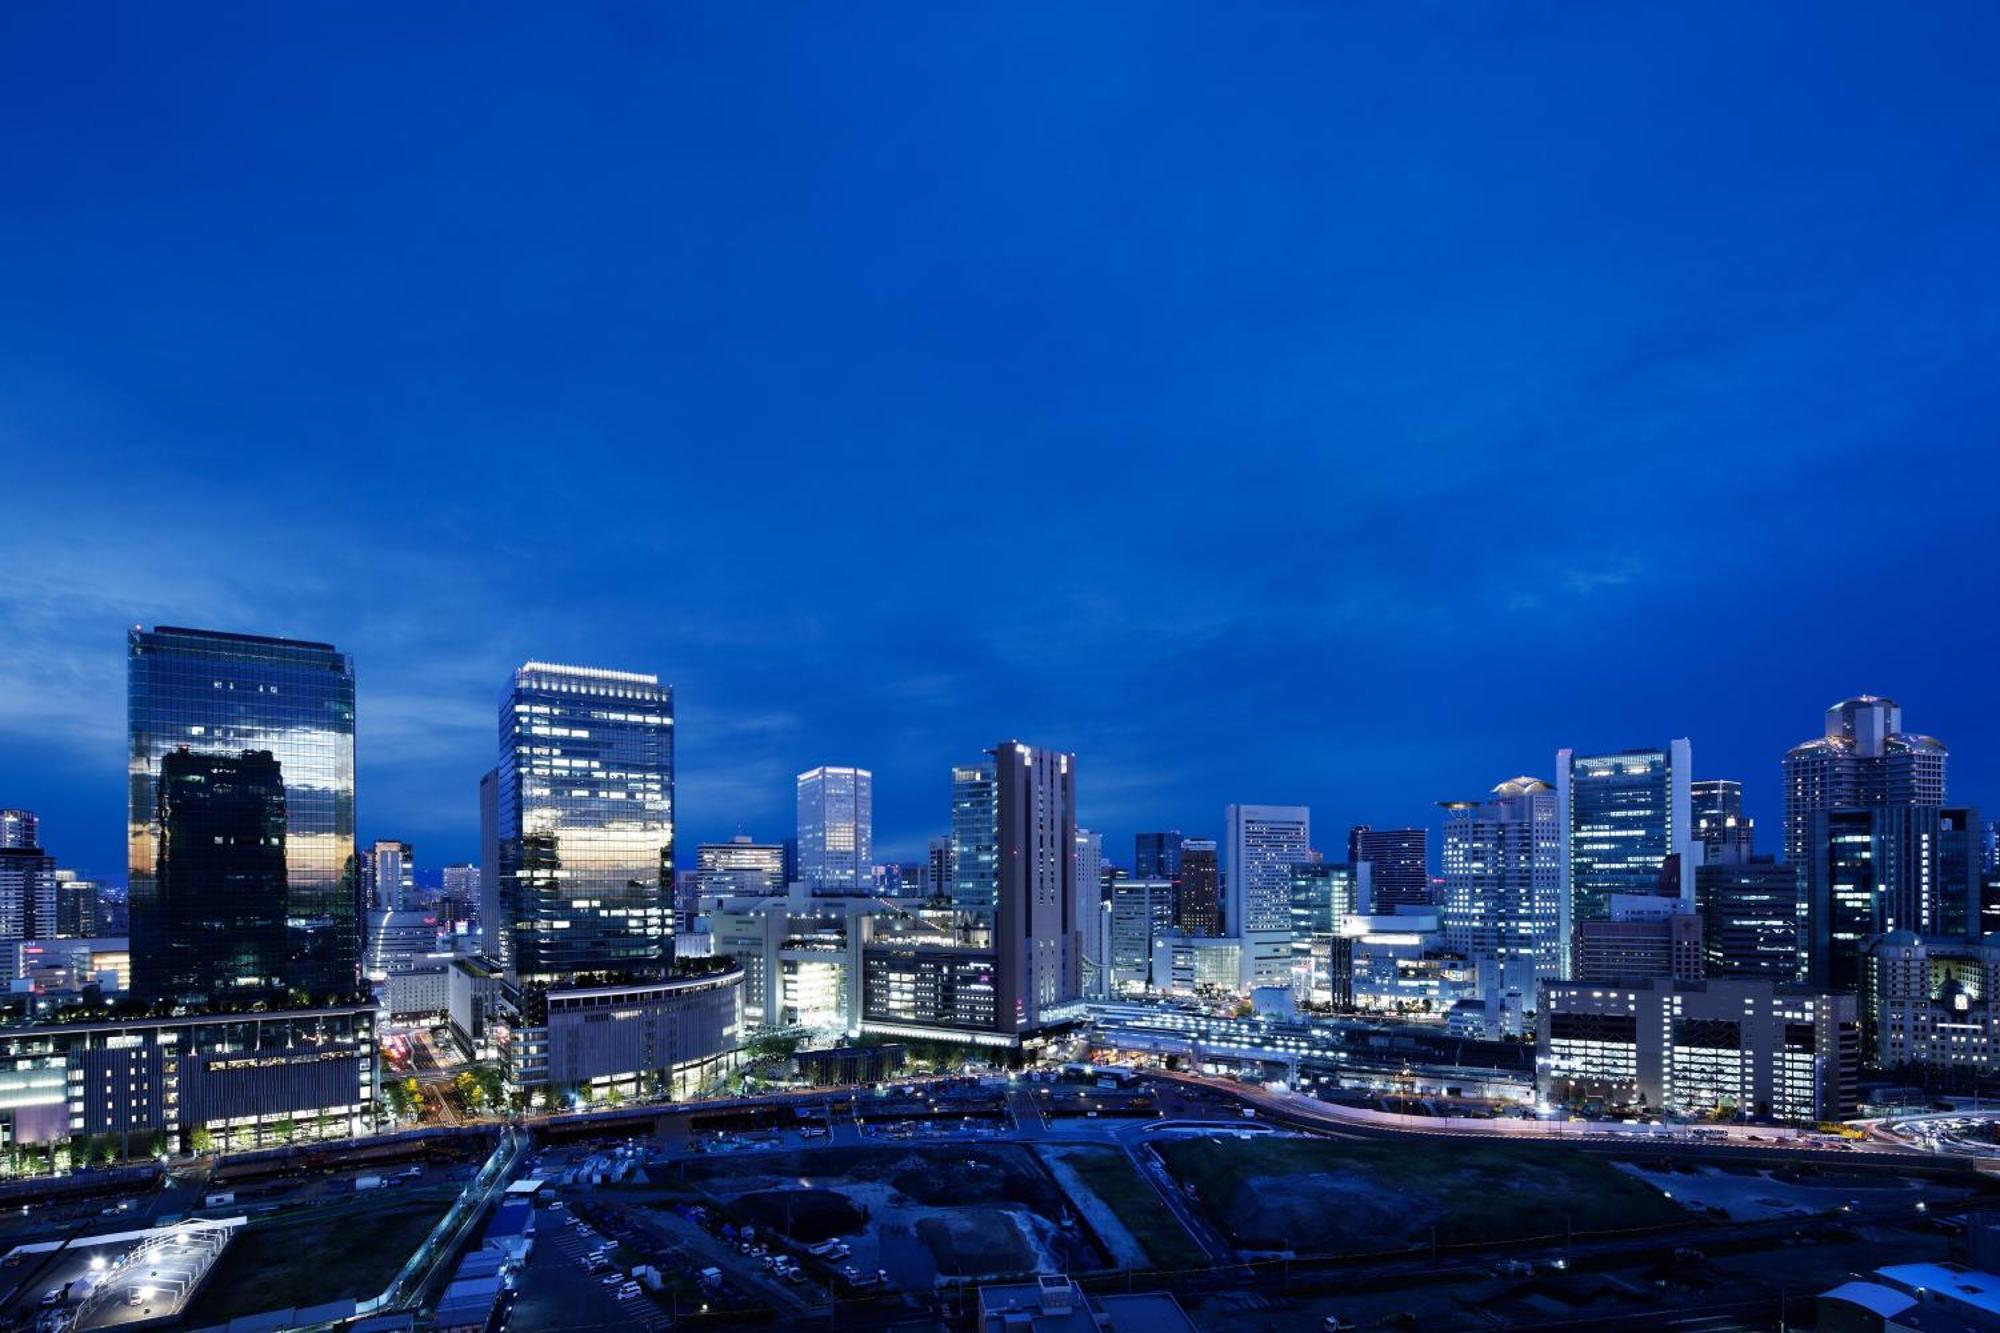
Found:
128,626 -> 358,1004
493,662 -> 674,986
146,748 -> 291,1002
1176,839 -> 1220,935
1133,831 -> 1184,882
1347,825 -> 1431,910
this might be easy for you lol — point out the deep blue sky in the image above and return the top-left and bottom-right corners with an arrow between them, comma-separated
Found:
4,4 -> 1999,884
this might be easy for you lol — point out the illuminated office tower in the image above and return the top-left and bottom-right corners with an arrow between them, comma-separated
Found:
950,762 -> 999,910
0,810 -> 36,850
1556,741 -> 1693,975
128,626 -> 358,1004
1804,805 -> 1981,993
1783,696 -> 1947,869
491,661 -> 674,985
1225,804 -> 1310,988
949,742 -> 1079,1031
1690,780 -> 1754,864
696,837 -> 786,899
439,862 -> 480,932
0,812 -> 56,946
363,839 -> 416,911
796,766 -> 872,892
1440,777 -> 1562,994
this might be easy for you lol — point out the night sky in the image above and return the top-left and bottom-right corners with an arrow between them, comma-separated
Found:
4,4 -> 1998,883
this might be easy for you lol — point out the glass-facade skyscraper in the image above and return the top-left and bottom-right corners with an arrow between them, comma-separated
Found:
795,766 -> 872,891
128,626 -> 358,1005
1347,826 -> 1430,910
949,761 -> 999,910
492,661 -> 674,986
1555,740 -> 1692,975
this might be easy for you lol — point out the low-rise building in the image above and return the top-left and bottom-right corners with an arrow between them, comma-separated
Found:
499,965 -> 743,1103
1538,977 -> 1857,1122
0,1002 -> 376,1151
1148,931 -> 1243,996
977,1275 -> 1198,1333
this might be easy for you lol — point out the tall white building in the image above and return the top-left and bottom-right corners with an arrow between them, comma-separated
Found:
365,839 -> 416,912
1225,803 -> 1310,989
796,766 -> 873,891
1075,829 -> 1105,998
1441,778 -> 1561,1004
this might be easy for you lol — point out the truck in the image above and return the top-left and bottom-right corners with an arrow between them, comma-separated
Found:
698,1266 -> 723,1286
203,1192 -> 235,1208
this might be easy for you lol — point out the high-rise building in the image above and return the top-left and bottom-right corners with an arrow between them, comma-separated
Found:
1348,826 -> 1430,910
363,839 -> 416,912
1804,805 -> 1981,993
923,835 -> 955,901
1176,838 -> 1220,935
949,743 -> 1079,1033
1225,804 -> 1310,988
1075,829 -> 1105,999
796,766 -> 872,892
1695,851 -> 1800,981
1690,779 -> 1755,864
52,871 -> 102,939
1108,875 -> 1173,993
143,748 -> 292,1002
1287,861 -> 1357,989
1783,696 -> 1947,870
1133,832 -> 1183,882
128,626 -> 359,1004
696,837 -> 786,900
0,817 -> 56,947
1555,741 -> 1693,975
439,862 -> 480,933
1439,777 -> 1562,996
0,810 -> 37,850
490,661 -> 674,986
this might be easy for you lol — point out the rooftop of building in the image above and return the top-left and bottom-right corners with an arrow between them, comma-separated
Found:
143,624 -> 340,652
1877,1262 -> 2000,1316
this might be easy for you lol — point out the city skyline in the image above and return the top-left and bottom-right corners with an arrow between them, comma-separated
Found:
6,624 -> 1997,890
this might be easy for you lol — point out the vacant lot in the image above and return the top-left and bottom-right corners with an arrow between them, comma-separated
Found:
915,1207 -> 1036,1276
184,1192 -> 453,1321
1155,1136 -> 1682,1255
1053,1147 -> 1207,1273
733,1187 -> 865,1242
679,1143 -> 1106,1281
